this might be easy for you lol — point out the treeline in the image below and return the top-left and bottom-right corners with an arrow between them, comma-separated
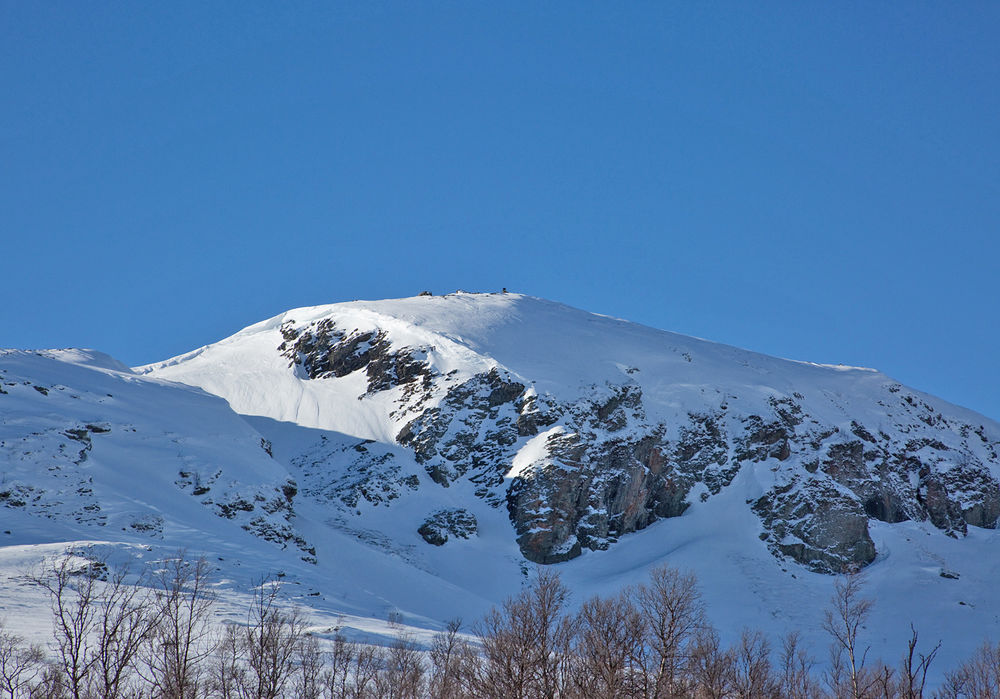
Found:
1,551 -> 999,698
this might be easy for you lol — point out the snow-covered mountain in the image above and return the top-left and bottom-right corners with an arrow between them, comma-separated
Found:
4,292 -> 1000,677
139,292 -> 1000,575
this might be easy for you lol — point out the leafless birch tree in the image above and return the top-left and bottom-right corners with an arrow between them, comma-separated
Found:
144,552 -> 217,699
823,573 -> 874,699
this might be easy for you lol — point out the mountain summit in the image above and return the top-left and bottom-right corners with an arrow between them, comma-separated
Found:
138,292 -> 1000,575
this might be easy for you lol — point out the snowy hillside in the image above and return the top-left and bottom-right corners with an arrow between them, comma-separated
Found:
139,292 -> 1000,572
0,348 -> 308,555
4,292 -> 1000,683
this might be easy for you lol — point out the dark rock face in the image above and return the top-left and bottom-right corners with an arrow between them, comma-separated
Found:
279,319 -> 434,396
507,429 -> 694,564
747,397 -> 1000,572
754,478 -> 877,573
275,317 -> 1000,574
505,397 -> 760,566
396,368 -> 531,503
417,508 -> 478,545
504,386 -> 999,573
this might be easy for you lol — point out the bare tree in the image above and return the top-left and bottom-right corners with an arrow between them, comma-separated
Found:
239,577 -> 307,699
569,592 -> 646,699
823,573 -> 874,699
29,554 -> 101,699
939,640 -> 1000,699
88,562 -> 156,699
293,634 -> 324,699
687,627 -> 731,699
866,661 -> 896,699
473,569 -> 574,699
0,621 -> 44,699
321,630 -> 355,699
428,619 -> 471,699
373,634 -> 424,699
728,628 -> 778,699
897,624 -> 940,699
778,631 -> 823,699
826,642 -> 852,699
208,624 -> 246,699
631,564 -> 707,697
145,552 -> 217,699
474,605 -> 531,699
30,664 -> 68,699
348,644 -> 380,699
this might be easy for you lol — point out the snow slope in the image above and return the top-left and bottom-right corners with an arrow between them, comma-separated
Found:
139,292 -> 925,435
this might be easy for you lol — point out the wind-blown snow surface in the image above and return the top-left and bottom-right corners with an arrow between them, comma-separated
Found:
3,294 -> 1000,686
141,293 -> 904,435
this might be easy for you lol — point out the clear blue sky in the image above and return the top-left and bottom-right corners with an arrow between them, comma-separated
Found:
2,3 -> 998,420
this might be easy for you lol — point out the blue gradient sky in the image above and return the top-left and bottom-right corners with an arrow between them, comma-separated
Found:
2,3 -> 998,420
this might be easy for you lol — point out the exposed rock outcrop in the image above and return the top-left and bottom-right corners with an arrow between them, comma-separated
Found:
278,319 -> 434,396
417,508 -> 478,545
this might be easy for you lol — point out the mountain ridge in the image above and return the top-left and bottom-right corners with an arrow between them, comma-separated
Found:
136,292 -> 1000,573
4,292 -> 1000,680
